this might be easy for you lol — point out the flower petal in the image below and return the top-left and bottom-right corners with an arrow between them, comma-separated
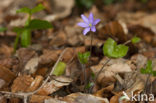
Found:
81,14 -> 89,24
91,26 -> 96,32
93,19 -> 100,25
77,22 -> 89,28
83,27 -> 90,35
88,12 -> 94,23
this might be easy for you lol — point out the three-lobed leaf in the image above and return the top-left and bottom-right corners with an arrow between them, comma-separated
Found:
31,4 -> 45,14
52,62 -> 66,76
16,4 -> 44,14
16,7 -> 31,14
131,36 -> 141,44
140,60 -> 156,76
103,38 -> 128,58
26,19 -> 52,30
0,27 -> 7,32
78,52 -> 90,64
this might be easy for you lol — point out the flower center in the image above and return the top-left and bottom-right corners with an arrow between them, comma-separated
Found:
89,23 -> 92,27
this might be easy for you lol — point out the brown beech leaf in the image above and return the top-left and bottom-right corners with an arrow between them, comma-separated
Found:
11,75 -> 34,93
11,75 -> 43,93
26,75 -> 43,92
63,92 -> 109,103
30,95 -> 51,103
44,0 -> 74,22
24,57 -> 39,74
0,44 -> 13,58
117,12 -> 156,34
0,65 -> 16,84
97,20 -> 128,42
37,76 -> 72,95
0,96 -> 6,103
49,31 -> 67,47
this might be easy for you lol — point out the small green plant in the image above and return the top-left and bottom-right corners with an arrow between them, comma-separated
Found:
140,60 -> 156,76
52,61 -> 66,76
103,0 -> 123,5
0,27 -> 7,32
76,0 -> 95,9
131,36 -> 141,44
13,4 -> 52,51
103,38 -> 129,58
78,52 -> 90,64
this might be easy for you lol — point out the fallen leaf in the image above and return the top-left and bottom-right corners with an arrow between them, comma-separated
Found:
117,12 -> 156,34
0,79 -> 5,89
26,75 -> 43,92
30,95 -> 51,103
0,96 -> 6,103
97,20 -> 128,42
0,65 -> 16,84
24,57 -> 39,74
49,31 -> 67,47
37,76 -> 72,95
11,75 -> 34,93
44,0 -> 74,22
63,92 -> 109,103
45,98 -> 67,103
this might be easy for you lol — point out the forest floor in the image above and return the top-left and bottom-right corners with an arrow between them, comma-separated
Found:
0,0 -> 156,103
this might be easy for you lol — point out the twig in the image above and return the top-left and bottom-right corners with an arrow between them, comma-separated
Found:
94,58 -> 111,82
0,48 -> 67,103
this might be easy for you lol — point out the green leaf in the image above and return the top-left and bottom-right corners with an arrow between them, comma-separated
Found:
16,7 -> 31,14
52,62 -> 66,76
152,71 -> 156,76
140,60 -> 153,74
0,27 -> 7,32
76,0 -> 95,9
85,82 -> 94,89
26,19 -> 52,30
103,0 -> 114,5
78,52 -> 90,64
103,38 -> 128,58
21,29 -> 31,47
131,36 -> 141,44
16,4 -> 44,14
31,4 -> 44,14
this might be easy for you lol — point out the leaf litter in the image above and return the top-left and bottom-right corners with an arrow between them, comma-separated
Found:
0,0 -> 156,103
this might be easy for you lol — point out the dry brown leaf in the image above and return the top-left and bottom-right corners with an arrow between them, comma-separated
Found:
44,0 -> 74,22
63,92 -> 109,103
0,96 -> 6,103
11,75 -> 34,93
0,79 -> 5,89
16,48 -> 37,73
94,84 -> 114,98
49,31 -> 67,47
91,58 -> 132,77
84,36 -> 104,47
65,26 -> 84,46
117,12 -> 156,34
24,57 -> 39,74
0,44 -> 13,58
0,65 -> 16,84
37,76 -> 72,95
30,95 -> 51,103
26,75 -> 43,92
97,20 -> 128,42
45,98 -> 67,103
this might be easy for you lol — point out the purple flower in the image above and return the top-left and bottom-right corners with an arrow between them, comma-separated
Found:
77,12 -> 100,35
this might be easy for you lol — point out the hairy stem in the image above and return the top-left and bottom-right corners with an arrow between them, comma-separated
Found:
13,32 -> 20,52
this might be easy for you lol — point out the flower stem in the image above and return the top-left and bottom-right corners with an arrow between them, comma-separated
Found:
13,32 -> 20,53
90,32 -> 93,57
81,64 -> 86,92
144,74 -> 151,93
